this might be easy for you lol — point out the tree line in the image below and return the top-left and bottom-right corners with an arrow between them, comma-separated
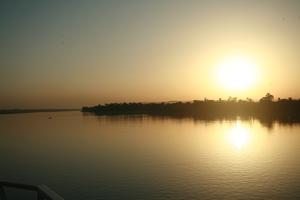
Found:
82,93 -> 300,122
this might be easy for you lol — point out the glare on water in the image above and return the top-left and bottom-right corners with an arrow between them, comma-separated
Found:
1,112 -> 300,200
226,122 -> 251,150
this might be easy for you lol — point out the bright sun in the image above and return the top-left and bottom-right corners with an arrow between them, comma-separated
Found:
216,56 -> 259,91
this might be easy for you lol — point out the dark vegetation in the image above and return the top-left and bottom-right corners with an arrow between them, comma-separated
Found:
82,93 -> 300,123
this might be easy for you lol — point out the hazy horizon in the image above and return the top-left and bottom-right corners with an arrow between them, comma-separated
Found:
1,0 -> 300,108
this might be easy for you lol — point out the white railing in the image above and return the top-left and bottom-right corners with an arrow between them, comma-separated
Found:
0,181 -> 64,200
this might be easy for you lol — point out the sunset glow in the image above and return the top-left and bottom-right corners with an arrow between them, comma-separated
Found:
1,1 -> 300,199
1,0 -> 300,107
216,56 -> 260,91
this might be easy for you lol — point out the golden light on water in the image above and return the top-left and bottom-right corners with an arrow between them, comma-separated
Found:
216,55 -> 260,91
227,122 -> 251,150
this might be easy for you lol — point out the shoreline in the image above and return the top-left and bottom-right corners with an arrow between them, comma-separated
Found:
0,109 -> 80,114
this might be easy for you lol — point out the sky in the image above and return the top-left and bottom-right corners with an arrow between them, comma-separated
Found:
1,0 -> 300,108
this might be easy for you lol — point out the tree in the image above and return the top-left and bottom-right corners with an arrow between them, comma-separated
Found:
246,97 -> 253,102
227,96 -> 237,102
260,93 -> 274,102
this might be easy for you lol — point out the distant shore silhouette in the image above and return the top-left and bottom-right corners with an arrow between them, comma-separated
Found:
82,93 -> 300,124
0,109 -> 79,114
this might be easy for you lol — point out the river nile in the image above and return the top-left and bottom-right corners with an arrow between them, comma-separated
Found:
0,111 -> 300,200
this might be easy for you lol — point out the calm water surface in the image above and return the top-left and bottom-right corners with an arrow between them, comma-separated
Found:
0,111 -> 300,199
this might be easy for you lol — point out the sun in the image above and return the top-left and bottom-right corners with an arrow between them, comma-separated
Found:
216,55 -> 259,91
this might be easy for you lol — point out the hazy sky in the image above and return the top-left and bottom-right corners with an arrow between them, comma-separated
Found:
1,0 -> 300,108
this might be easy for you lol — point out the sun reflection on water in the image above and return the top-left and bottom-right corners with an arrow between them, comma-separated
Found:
227,122 -> 251,150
